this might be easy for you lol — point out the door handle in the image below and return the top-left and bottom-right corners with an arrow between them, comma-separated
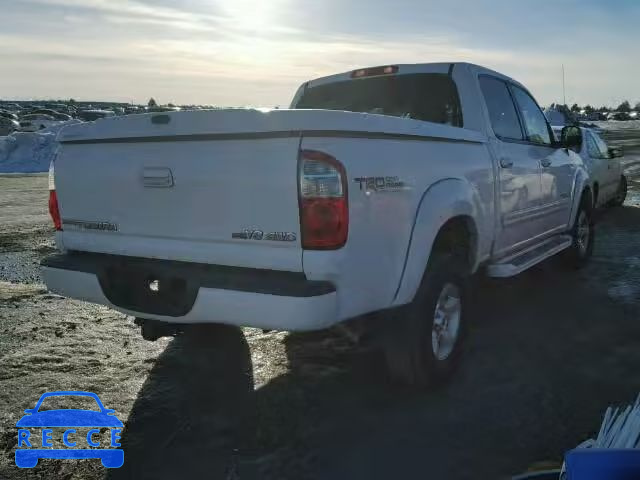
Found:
540,159 -> 552,168
499,157 -> 514,168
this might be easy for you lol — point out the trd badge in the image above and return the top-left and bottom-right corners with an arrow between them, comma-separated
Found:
353,176 -> 406,192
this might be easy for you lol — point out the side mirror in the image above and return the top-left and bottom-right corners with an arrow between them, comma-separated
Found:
561,126 -> 582,149
608,147 -> 624,158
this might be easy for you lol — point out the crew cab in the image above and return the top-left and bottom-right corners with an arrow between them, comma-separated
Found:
551,125 -> 626,208
42,63 -> 594,387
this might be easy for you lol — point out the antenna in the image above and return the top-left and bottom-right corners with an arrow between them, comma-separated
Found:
562,64 -> 566,106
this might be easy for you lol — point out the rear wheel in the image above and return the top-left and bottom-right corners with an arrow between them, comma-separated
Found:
382,254 -> 468,389
561,194 -> 594,268
610,175 -> 627,207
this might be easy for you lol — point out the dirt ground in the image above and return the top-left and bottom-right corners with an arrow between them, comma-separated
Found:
1,123 -> 640,479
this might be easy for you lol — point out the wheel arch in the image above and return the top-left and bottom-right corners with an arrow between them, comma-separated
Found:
430,216 -> 478,271
392,178 -> 487,306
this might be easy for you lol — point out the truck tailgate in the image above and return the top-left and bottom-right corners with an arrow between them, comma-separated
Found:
55,136 -> 303,272
53,107 -> 482,274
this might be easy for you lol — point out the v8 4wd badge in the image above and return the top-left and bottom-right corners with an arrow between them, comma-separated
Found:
232,229 -> 296,242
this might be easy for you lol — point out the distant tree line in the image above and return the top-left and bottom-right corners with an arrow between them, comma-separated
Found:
549,101 -> 640,112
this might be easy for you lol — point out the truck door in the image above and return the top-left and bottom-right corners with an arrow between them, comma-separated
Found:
478,75 -> 544,255
509,84 -> 574,231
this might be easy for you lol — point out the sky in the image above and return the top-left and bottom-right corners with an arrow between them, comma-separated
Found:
1,0 -> 639,108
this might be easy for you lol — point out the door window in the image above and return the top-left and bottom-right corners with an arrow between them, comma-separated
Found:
587,131 -> 610,159
479,76 -> 523,140
585,131 -> 601,158
510,86 -> 552,146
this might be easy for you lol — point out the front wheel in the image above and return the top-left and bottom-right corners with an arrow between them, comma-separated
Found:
561,195 -> 594,269
610,175 -> 627,207
382,254 -> 468,389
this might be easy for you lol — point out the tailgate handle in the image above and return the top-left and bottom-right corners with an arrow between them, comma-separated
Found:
142,167 -> 174,188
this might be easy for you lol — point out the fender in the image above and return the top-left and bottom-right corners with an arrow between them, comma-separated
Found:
568,163 -> 592,227
392,177 -> 491,306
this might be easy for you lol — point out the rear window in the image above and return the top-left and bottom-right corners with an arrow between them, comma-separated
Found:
292,73 -> 463,127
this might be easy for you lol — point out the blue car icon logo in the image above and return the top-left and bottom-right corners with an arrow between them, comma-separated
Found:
15,391 -> 124,468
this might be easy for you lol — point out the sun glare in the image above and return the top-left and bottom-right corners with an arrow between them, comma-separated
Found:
220,0 -> 281,32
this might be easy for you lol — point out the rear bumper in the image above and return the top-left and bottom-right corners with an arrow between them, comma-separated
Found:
41,253 -> 339,331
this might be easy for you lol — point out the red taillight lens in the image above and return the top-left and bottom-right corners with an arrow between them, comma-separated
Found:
48,160 -> 62,231
299,150 -> 348,249
49,190 -> 62,231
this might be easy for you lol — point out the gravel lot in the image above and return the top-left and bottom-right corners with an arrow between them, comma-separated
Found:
1,123 -> 640,479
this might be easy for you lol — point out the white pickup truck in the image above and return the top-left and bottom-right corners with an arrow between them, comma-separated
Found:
43,62 -> 593,387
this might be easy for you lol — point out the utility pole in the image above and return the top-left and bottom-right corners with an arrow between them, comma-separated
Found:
562,64 -> 566,107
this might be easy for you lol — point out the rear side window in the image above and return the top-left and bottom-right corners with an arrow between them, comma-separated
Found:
479,76 -> 523,140
292,73 -> 463,127
510,85 -> 552,146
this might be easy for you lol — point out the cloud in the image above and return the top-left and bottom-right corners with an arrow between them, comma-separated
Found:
1,0 -> 639,106
21,0 -> 222,25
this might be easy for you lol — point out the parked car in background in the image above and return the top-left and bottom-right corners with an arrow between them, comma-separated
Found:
552,126 -> 626,208
27,109 -> 72,121
77,109 -> 116,121
147,106 -> 181,113
44,104 -> 75,116
18,114 -> 60,132
584,112 -> 607,121
1,103 -> 24,112
43,62 -> 594,388
608,111 -> 631,121
0,117 -> 20,135
124,106 -> 144,114
0,110 -> 19,121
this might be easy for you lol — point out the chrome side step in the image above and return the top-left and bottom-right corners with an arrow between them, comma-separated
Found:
487,235 -> 573,278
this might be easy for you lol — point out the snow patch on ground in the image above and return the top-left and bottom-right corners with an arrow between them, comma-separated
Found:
0,121 -> 80,173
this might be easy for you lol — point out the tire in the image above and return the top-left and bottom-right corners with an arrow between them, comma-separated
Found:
561,194 -> 594,269
382,254 -> 469,389
610,175 -> 627,207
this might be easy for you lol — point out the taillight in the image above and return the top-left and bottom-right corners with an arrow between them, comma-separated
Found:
48,160 -> 62,231
298,149 -> 348,249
